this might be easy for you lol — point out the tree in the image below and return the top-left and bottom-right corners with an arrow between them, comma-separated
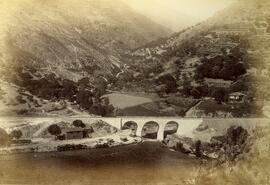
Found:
101,97 -> 110,106
234,63 -> 247,77
190,87 -> 202,99
155,84 -> 167,97
157,74 -> 177,93
195,140 -> 202,158
72,120 -> 86,128
93,76 -> 108,96
211,65 -> 221,78
10,130 -> 23,139
0,128 -> 9,147
182,80 -> 192,96
76,87 -> 93,110
48,124 -> 61,137
212,89 -> 226,104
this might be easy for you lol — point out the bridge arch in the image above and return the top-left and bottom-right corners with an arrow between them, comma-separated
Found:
122,121 -> 138,135
141,121 -> 159,139
120,118 -> 202,141
164,121 -> 179,139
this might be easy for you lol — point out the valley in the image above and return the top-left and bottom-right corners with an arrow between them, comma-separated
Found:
0,1 -> 270,185
0,0 -> 270,118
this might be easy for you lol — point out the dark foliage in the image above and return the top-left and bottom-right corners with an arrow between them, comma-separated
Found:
48,124 -> 61,136
72,120 -> 86,128
212,89 -> 226,103
10,130 -> 23,139
210,126 -> 250,162
197,55 -> 247,81
156,74 -> 177,94
0,128 -> 9,147
57,144 -> 87,151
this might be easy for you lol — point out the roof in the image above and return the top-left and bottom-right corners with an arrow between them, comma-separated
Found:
229,92 -> 247,96
204,78 -> 233,84
62,127 -> 91,133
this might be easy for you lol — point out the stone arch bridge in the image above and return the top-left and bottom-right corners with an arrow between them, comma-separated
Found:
1,117 -> 267,140
73,117 -> 203,140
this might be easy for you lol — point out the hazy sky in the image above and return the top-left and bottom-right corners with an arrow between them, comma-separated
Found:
123,0 -> 235,31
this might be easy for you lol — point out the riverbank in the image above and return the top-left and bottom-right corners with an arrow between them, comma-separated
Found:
0,129 -> 141,155
0,141 -> 202,185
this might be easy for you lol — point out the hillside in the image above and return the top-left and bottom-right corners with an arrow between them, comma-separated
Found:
0,0 -> 171,80
0,0 -> 171,116
1,0 -> 269,117
119,0 -> 270,117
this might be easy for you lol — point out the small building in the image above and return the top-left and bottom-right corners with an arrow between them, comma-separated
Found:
254,21 -> 269,35
228,92 -> 247,103
262,50 -> 270,67
61,128 -> 92,140
261,69 -> 269,77
204,78 -> 233,88
11,139 -> 32,145
211,23 -> 251,36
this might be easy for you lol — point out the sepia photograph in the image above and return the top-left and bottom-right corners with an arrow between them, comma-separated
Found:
0,0 -> 269,184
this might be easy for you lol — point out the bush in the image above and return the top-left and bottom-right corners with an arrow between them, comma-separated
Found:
209,126 -> 250,162
17,109 -> 29,115
212,89 -> 226,103
48,124 -> 61,137
16,96 -> 27,104
189,125 -> 270,185
0,128 -> 9,147
95,143 -> 110,148
10,130 -> 23,139
120,137 -> 128,142
72,120 -> 86,128
57,144 -> 87,151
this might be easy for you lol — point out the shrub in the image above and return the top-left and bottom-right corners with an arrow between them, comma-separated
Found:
10,130 -> 23,139
16,96 -> 27,104
0,128 -> 9,147
57,144 -> 87,151
72,120 -> 86,128
47,124 -> 61,137
95,143 -> 109,148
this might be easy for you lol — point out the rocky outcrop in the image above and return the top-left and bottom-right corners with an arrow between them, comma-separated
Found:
90,120 -> 118,138
164,126 -> 251,162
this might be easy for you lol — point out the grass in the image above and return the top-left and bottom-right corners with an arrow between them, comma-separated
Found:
104,93 -> 154,109
197,99 -> 258,117
186,124 -> 270,185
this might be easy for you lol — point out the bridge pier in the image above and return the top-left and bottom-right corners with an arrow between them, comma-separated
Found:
135,120 -> 145,137
157,123 -> 166,140
120,117 -> 203,140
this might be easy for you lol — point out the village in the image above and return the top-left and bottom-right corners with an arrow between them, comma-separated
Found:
116,4 -> 270,118
0,0 -> 270,185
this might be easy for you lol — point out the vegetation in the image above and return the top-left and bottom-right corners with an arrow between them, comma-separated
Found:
10,69 -> 115,116
48,124 -> 62,137
0,128 -> 9,147
9,130 -> 23,139
189,125 -> 270,185
212,89 -> 226,104
197,54 -> 247,81
72,120 -> 86,128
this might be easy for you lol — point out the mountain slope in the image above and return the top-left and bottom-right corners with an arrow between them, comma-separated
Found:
0,0 -> 172,116
118,0 -> 270,117
0,0 -> 171,82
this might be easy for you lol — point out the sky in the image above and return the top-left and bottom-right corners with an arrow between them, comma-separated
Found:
123,0 -> 235,31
